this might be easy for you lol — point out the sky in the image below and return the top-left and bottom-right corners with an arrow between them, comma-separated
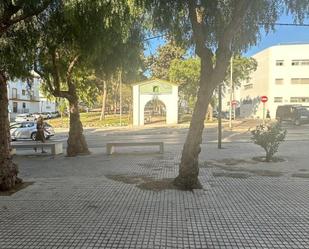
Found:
145,15 -> 309,58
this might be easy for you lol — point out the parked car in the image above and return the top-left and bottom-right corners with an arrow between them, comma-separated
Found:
43,112 -> 52,119
10,121 -> 55,141
276,105 -> 309,125
31,113 -> 41,120
15,113 -> 36,122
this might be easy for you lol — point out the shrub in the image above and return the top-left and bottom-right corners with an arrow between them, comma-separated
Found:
251,123 -> 287,162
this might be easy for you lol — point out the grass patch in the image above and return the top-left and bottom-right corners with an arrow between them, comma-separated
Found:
0,182 -> 34,196
49,112 -> 130,128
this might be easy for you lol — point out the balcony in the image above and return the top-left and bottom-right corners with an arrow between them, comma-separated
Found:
10,94 -> 40,102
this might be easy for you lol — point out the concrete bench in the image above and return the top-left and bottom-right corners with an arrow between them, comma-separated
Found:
106,142 -> 164,155
11,142 -> 63,155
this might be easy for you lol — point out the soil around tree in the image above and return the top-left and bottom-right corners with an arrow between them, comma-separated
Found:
105,174 -> 195,191
0,182 -> 34,196
201,159 -> 283,178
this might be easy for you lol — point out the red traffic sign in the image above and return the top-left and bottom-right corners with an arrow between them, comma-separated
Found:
231,100 -> 237,106
260,96 -> 268,103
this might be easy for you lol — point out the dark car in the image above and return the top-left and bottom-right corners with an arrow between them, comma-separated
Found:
276,105 -> 309,125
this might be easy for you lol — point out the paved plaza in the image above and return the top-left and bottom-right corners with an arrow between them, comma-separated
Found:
1,124 -> 309,249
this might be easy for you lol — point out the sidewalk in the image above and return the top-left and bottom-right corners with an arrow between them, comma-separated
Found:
1,140 -> 308,248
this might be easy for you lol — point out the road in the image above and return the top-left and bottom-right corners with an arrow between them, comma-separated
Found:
52,120 -> 309,149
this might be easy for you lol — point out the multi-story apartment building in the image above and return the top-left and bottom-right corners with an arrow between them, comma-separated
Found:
237,43 -> 309,119
7,74 -> 56,120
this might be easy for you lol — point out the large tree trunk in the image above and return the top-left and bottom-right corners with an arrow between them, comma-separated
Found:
0,72 -> 21,191
100,80 -> 107,121
67,95 -> 90,157
174,65 -> 214,190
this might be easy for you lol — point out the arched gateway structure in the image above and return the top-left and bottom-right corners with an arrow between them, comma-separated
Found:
133,79 -> 178,126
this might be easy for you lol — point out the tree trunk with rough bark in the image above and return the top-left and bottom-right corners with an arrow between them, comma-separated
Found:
174,72 -> 214,190
67,94 -> 90,157
100,80 -> 107,121
0,72 -> 21,191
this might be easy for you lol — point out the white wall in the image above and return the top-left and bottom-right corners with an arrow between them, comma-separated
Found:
39,97 -> 57,113
239,44 -> 309,119
133,81 -> 178,126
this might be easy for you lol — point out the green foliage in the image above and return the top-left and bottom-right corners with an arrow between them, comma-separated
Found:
251,123 -> 287,162
35,0 -> 144,105
169,57 -> 200,110
0,1 -> 56,79
169,55 -> 257,110
147,41 -> 185,80
141,1 -> 309,54
226,55 -> 257,88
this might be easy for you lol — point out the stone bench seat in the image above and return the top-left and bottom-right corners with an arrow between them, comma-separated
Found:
11,142 -> 63,155
106,142 -> 164,155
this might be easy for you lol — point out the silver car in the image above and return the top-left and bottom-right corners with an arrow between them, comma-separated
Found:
10,122 -> 55,141
15,113 -> 36,122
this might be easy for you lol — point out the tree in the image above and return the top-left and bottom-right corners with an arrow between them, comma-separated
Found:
141,0 -> 309,190
169,57 -> 200,111
147,41 -> 185,80
35,0 -> 143,156
0,1 -> 54,190
169,55 -> 257,116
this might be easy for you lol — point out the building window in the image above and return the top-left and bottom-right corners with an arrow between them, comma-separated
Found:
22,90 -> 26,96
274,97 -> 283,103
13,102 -> 18,113
290,97 -> 309,103
276,60 -> 284,66
291,78 -> 309,84
12,88 -> 17,99
244,84 -> 253,90
275,78 -> 284,85
291,59 -> 309,66
22,102 -> 26,109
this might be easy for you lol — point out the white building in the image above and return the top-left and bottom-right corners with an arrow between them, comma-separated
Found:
39,94 -> 57,113
7,75 -> 56,120
132,79 -> 178,126
237,43 -> 309,119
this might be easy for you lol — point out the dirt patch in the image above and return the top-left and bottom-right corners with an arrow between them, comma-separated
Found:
106,174 -> 190,192
200,159 -> 258,169
252,156 -> 285,163
105,175 -> 154,184
291,173 -> 309,178
0,182 -> 34,196
202,158 -> 283,178
213,172 -> 249,179
137,178 -> 179,191
247,170 -> 283,177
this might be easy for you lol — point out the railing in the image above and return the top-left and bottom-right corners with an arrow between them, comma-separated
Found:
10,94 -> 39,101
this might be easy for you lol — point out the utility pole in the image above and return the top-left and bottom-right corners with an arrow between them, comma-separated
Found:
229,56 -> 233,129
218,83 -> 222,149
